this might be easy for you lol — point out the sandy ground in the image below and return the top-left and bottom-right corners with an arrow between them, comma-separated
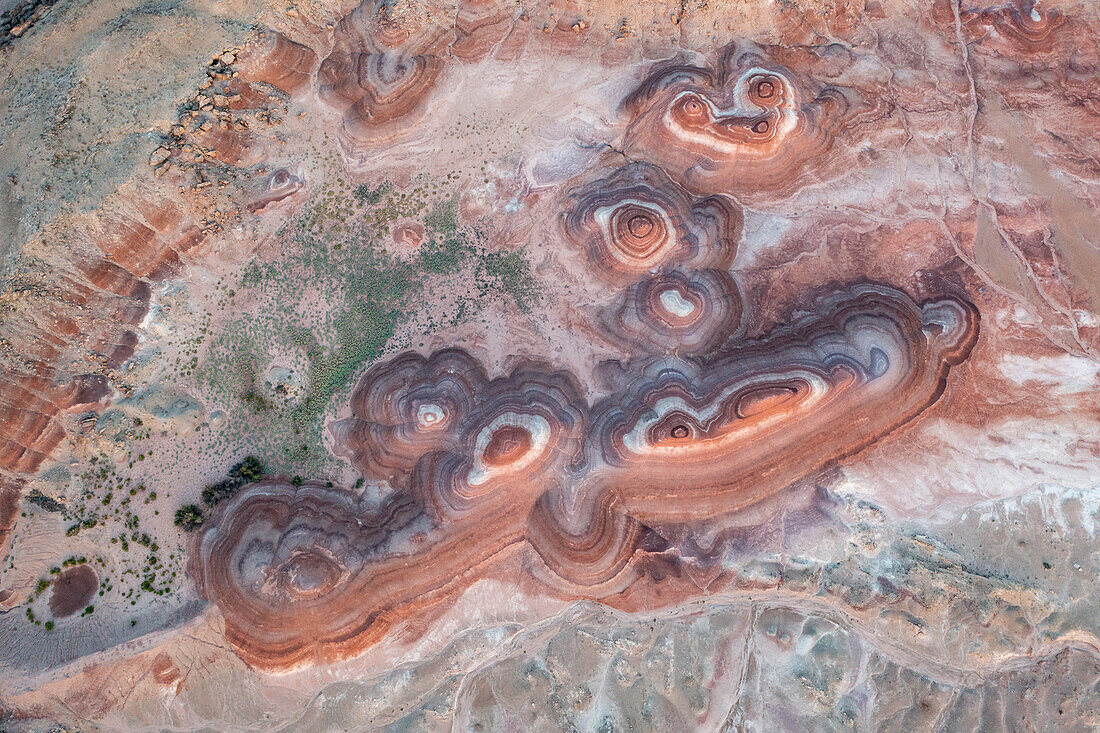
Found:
0,0 -> 1098,729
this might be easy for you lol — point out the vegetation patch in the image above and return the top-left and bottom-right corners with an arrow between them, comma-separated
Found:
192,171 -> 544,484
25,489 -> 65,513
477,251 -> 540,312
173,504 -> 204,531
201,455 -> 265,506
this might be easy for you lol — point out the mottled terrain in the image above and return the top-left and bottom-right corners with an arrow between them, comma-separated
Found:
0,0 -> 1098,730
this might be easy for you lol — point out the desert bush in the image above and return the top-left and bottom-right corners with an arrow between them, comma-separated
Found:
173,504 -> 204,531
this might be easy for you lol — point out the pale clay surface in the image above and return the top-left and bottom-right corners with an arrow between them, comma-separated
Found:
0,0 -> 1098,730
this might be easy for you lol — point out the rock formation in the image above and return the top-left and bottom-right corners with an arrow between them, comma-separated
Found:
194,282 -> 977,669
0,0 -> 1097,728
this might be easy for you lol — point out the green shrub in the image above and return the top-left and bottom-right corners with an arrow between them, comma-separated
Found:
233,456 -> 265,482
202,457 -> 265,506
201,479 -> 241,506
353,181 -> 391,205
25,489 -> 65,513
173,505 -> 204,531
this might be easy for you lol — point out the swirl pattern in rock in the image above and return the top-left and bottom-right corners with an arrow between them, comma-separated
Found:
332,349 -> 488,489
583,285 -> 978,526
951,0 -> 1067,53
622,45 -> 852,194
561,163 -> 741,284
194,284 -> 977,669
317,3 -> 448,150
451,0 -> 517,61
235,31 -> 318,98
192,481 -> 424,667
405,363 -> 586,522
602,268 -> 743,355
196,360 -> 586,667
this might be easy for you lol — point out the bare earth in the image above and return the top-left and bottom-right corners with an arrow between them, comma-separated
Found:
0,0 -> 1099,730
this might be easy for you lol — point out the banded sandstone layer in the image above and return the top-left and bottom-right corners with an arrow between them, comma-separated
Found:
0,0 -> 1098,730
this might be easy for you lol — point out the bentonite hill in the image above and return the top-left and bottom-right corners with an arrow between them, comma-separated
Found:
0,0 -> 1099,730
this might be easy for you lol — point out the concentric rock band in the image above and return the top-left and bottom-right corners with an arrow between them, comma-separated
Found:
181,2 -> 984,673
192,283 -> 977,669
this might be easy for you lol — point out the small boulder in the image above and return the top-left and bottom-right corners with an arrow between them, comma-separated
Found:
148,147 -> 170,167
